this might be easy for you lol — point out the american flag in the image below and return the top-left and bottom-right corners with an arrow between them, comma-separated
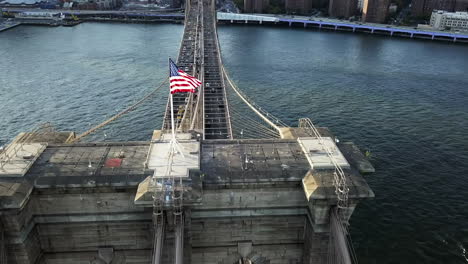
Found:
169,59 -> 201,94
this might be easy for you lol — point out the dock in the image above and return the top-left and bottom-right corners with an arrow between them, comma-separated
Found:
0,20 -> 20,32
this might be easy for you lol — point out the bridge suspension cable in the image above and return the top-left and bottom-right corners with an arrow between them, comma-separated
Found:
68,77 -> 169,143
229,107 -> 280,139
222,66 -> 289,139
67,65 -> 288,142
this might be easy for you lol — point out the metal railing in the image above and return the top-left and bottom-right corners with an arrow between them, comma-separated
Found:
299,118 -> 349,211
298,117 -> 358,264
328,208 -> 353,264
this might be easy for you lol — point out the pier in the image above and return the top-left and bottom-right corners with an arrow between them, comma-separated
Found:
3,6 -> 467,43
0,20 -> 20,32
0,0 -> 374,263
217,13 -> 468,43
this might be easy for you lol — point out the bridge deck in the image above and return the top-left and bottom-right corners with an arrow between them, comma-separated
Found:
200,0 -> 231,140
162,0 -> 200,133
162,0 -> 232,140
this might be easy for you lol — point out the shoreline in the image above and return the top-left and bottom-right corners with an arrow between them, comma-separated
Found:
218,21 -> 468,43
1,11 -> 467,43
0,20 -> 21,32
217,13 -> 468,43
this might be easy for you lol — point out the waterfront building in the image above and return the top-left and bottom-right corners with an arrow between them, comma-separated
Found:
388,3 -> 398,13
357,0 -> 363,11
244,0 -> 270,13
411,0 -> 456,17
430,10 -> 468,31
456,0 -> 468,12
171,0 -> 181,8
313,0 -> 328,9
96,0 -> 116,9
411,0 -> 425,16
362,0 -> 390,23
328,0 -> 358,18
285,0 -> 313,14
61,0 -> 116,10
0,0 -> 40,7
155,0 -> 182,8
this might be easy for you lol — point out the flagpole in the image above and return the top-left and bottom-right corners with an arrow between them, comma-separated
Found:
169,58 -> 184,157
170,92 -> 176,143
169,58 -> 176,152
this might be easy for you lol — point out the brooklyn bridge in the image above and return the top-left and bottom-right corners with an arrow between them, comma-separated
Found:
0,0 -> 374,263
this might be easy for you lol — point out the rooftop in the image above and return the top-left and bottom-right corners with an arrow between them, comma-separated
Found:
25,142 -> 151,188
0,127 -> 374,205
0,0 -> 41,4
201,139 -> 310,185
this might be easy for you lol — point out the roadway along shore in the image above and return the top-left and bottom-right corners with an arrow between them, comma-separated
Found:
1,8 -> 467,43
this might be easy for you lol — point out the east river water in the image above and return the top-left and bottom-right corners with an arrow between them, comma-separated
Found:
1,23 -> 467,264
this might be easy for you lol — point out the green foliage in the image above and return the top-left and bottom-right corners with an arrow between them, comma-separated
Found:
399,14 -> 430,26
267,5 -> 283,14
233,0 -> 244,11
266,0 -> 285,14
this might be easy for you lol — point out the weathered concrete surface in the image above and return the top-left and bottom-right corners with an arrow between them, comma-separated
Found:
0,133 -> 373,263
0,181 -> 33,209
339,142 -> 375,174
147,134 -> 200,178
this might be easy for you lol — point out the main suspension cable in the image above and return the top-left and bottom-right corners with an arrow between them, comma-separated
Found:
69,77 -> 169,143
222,66 -> 289,132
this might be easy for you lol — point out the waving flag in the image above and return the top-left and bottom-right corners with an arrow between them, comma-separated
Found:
169,59 -> 201,94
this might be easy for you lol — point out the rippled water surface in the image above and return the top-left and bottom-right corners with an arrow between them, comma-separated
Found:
0,23 -> 181,143
1,23 -> 468,264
